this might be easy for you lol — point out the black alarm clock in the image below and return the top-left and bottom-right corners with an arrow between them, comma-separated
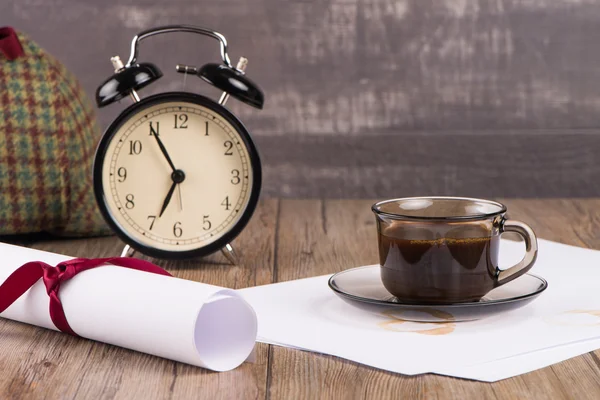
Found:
93,25 -> 264,263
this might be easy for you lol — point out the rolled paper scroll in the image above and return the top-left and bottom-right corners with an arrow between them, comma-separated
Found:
0,242 -> 257,372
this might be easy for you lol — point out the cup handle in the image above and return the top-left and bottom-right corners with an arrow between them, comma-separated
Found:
497,219 -> 538,285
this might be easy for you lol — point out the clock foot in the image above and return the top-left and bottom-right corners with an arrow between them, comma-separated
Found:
120,244 -> 137,258
221,243 -> 238,265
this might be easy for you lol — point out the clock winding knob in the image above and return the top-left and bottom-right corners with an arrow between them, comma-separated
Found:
111,55 -> 125,72
110,55 -> 141,103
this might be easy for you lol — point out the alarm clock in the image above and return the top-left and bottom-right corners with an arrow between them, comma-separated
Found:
93,25 -> 264,263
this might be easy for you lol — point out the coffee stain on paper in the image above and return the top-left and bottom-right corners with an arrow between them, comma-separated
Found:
545,310 -> 600,327
378,309 -> 456,335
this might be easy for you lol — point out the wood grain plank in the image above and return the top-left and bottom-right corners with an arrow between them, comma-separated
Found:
421,199 -> 600,399
269,199 -> 600,399
7,0 -> 600,133
500,199 -> 600,248
275,199 -> 377,282
496,199 -> 600,400
258,131 -> 600,198
0,199 -> 278,399
3,198 -> 600,398
269,199 -> 425,399
5,1 -> 600,197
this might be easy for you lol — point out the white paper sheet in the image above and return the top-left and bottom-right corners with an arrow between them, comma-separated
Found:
0,242 -> 257,372
240,239 -> 600,380
447,337 -> 600,382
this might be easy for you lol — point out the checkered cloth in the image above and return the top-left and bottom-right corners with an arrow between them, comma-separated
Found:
0,27 -> 109,236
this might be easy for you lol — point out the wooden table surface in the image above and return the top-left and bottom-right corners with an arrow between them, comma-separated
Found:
2,198 -> 600,399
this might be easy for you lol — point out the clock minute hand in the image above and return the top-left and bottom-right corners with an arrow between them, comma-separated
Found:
177,184 -> 183,211
151,129 -> 177,172
159,181 -> 177,217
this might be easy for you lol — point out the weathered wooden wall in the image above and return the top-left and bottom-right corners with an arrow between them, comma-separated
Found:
2,0 -> 600,197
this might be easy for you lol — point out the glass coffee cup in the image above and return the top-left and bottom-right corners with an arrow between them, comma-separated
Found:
372,197 -> 538,304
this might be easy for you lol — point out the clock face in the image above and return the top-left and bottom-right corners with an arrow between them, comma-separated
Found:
94,93 -> 261,258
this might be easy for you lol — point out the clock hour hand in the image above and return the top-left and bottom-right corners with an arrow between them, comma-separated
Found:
159,181 -> 177,217
151,128 -> 177,172
159,170 -> 186,217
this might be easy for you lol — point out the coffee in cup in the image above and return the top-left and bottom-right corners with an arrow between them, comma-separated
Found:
372,197 -> 537,304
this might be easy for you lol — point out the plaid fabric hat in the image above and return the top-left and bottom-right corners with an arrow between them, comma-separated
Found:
0,27 -> 109,236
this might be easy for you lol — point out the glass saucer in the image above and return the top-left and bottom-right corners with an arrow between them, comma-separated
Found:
328,265 -> 548,322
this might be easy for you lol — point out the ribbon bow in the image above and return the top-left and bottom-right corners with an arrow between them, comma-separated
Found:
0,257 -> 171,336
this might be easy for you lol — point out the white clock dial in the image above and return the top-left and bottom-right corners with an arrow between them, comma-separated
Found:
99,98 -> 256,253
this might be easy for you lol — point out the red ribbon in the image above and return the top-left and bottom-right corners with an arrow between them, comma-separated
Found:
0,257 -> 172,336
0,27 -> 25,60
